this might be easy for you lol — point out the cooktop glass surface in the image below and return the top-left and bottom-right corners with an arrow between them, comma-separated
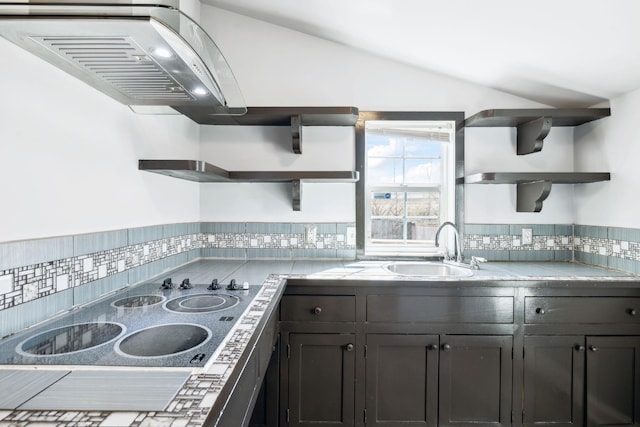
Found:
0,277 -> 260,368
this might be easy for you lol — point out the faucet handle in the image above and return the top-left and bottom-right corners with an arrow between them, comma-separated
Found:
470,256 -> 487,269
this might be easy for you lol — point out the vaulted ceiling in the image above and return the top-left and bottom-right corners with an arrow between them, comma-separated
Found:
203,0 -> 640,107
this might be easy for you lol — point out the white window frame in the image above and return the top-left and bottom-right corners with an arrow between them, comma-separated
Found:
364,120 -> 456,256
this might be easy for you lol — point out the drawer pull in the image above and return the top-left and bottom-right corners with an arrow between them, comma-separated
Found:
628,309 -> 637,316
535,307 -> 546,315
313,306 -> 322,315
345,343 -> 354,352
428,344 -> 438,351
589,345 -> 599,352
442,344 -> 451,351
574,345 -> 585,352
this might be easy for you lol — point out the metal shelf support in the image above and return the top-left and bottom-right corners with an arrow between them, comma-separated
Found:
291,115 -> 302,154
517,117 -> 552,155
517,181 -> 553,212
292,180 -> 302,211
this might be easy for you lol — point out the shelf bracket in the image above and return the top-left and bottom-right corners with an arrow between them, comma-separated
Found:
517,181 -> 552,212
517,117 -> 552,155
292,180 -> 302,211
291,115 -> 302,154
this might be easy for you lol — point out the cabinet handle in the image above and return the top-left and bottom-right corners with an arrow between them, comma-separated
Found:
428,344 -> 438,351
313,306 -> 322,315
628,308 -> 637,316
574,344 -> 585,352
535,307 -> 545,315
442,344 -> 451,351
589,345 -> 599,352
345,343 -> 354,352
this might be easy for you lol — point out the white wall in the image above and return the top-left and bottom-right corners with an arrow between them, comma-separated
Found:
200,7 -> 545,112
0,38 -> 201,243
199,126 -> 355,222
198,6 -> 571,224
574,88 -> 640,227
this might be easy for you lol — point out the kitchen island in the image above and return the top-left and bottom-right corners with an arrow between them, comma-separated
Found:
0,259 -> 638,426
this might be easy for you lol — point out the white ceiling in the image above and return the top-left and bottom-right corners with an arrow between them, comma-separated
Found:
203,0 -> 640,107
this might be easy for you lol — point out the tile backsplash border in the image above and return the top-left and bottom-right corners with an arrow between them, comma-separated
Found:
465,223 -> 640,274
2,221 -> 639,337
464,224 -> 574,262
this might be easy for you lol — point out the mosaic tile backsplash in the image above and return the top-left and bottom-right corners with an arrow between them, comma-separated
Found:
2,221 -> 639,337
464,224 -> 574,262
465,224 -> 640,275
0,222 -> 356,337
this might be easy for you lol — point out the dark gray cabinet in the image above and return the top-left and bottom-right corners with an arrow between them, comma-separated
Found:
586,336 -> 640,427
250,335 -> 280,427
277,281 -> 640,427
365,334 -> 439,427
523,336 -> 585,427
523,294 -> 640,427
523,335 -> 640,427
438,335 -> 513,427
287,333 -> 356,427
365,334 -> 512,427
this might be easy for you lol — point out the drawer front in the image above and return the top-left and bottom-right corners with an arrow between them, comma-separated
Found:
280,295 -> 356,322
367,296 -> 514,323
525,297 -> 640,324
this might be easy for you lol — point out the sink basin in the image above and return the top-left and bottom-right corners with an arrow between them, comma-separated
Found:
383,262 -> 473,277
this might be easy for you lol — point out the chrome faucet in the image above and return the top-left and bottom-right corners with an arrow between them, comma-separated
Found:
434,221 -> 462,262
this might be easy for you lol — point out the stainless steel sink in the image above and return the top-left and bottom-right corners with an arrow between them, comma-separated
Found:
383,262 -> 474,277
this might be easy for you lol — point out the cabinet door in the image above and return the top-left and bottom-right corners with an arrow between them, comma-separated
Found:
523,336 -> 585,427
365,334 -> 439,427
586,336 -> 640,427
288,333 -> 355,427
439,335 -> 513,427
250,336 -> 279,427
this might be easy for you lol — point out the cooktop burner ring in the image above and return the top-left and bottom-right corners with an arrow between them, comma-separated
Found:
163,293 -> 240,313
178,295 -> 226,309
16,322 -> 127,357
111,294 -> 166,309
114,323 -> 212,359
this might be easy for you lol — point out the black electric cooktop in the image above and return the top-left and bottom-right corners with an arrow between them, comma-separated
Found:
0,276 -> 260,368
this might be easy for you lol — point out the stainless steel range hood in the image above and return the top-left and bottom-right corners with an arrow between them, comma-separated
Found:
0,1 -> 246,116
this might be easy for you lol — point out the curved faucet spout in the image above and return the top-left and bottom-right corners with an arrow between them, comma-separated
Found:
434,221 -> 462,262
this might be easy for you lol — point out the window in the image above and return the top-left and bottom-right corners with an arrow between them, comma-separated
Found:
363,120 -> 456,255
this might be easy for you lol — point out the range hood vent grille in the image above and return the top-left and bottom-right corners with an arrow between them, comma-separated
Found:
32,35 -> 196,102
0,1 -> 247,117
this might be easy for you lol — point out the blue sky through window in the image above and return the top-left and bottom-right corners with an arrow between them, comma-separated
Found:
367,133 -> 442,185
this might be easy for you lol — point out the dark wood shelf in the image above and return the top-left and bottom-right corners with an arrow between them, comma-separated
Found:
463,108 -> 610,155
462,172 -> 610,213
463,108 -> 611,128
139,160 -> 359,211
173,106 -> 359,154
462,172 -> 611,185
174,106 -> 359,126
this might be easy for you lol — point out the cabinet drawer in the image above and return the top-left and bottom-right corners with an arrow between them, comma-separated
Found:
280,295 -> 355,322
525,297 -> 640,324
367,296 -> 514,323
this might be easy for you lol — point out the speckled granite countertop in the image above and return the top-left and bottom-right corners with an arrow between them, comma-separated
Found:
0,259 -> 638,427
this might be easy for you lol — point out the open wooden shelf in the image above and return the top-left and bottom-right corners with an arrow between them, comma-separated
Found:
463,108 -> 611,155
462,172 -> 611,212
173,106 -> 359,154
139,160 -> 359,211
